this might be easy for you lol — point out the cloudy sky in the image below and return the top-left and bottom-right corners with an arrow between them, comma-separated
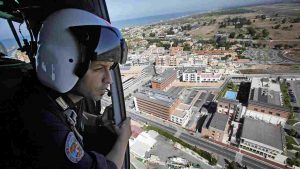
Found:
0,0 -> 288,40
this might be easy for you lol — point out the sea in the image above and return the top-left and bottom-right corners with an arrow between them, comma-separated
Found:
111,10 -> 207,29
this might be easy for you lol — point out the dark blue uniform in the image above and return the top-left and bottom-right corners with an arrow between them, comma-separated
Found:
18,83 -> 117,169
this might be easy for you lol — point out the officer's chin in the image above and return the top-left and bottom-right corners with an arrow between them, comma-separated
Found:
93,94 -> 103,102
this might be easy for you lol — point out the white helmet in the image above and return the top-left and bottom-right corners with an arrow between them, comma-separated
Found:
36,8 -> 127,93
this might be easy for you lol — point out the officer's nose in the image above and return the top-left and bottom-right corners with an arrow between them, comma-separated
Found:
103,68 -> 112,85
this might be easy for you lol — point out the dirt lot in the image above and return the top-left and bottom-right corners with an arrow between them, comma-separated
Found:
286,49 -> 300,62
240,64 -> 300,74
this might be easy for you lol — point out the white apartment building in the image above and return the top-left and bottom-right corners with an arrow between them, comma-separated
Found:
182,69 -> 222,83
170,103 -> 192,127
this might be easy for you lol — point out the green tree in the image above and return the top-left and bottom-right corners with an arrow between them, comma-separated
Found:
166,29 -> 175,35
273,24 -> 281,29
286,158 -> 294,166
227,161 -> 238,169
149,32 -> 155,37
288,129 -> 298,137
209,157 -> 217,165
237,34 -> 244,39
229,32 -> 236,38
282,18 -> 287,24
287,143 -> 293,150
183,43 -> 191,51
247,27 -> 256,36
262,29 -> 269,38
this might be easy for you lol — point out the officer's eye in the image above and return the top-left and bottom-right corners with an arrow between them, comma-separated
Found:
94,67 -> 104,71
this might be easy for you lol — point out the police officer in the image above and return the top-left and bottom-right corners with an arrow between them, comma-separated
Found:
18,8 -> 131,169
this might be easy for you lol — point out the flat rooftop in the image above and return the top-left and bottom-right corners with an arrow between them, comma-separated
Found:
135,88 -> 178,107
251,77 -> 281,92
172,109 -> 187,118
152,69 -> 176,83
250,88 -> 282,106
166,87 -> 184,97
204,113 -> 229,131
241,118 -> 284,151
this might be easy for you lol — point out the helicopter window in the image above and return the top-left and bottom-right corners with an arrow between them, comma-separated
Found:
0,18 -> 30,63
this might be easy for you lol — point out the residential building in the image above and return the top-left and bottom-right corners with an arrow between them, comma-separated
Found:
170,103 -> 191,126
170,46 -> 183,56
155,55 -> 170,66
182,68 -> 222,83
199,72 -> 222,82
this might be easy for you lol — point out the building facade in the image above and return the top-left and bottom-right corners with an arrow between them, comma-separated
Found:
152,69 -> 177,91
217,98 -> 240,119
182,69 -> 222,83
201,113 -> 230,143
135,88 -> 180,120
245,101 -> 289,125
170,103 -> 192,126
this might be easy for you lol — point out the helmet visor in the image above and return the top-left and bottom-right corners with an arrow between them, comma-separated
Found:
69,25 -> 128,65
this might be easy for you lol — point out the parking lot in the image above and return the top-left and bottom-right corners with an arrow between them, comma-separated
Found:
148,134 -> 219,169
242,48 -> 292,64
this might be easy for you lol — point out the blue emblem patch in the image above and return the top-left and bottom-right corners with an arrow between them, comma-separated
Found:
65,132 -> 84,163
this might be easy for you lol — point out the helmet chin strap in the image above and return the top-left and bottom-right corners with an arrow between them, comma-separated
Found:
67,80 -> 86,103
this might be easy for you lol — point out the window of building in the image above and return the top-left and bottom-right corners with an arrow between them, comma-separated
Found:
261,110 -> 265,113
269,112 -> 272,114
254,108 -> 258,111
276,113 -> 280,116
219,105 -> 223,107
225,106 -> 228,108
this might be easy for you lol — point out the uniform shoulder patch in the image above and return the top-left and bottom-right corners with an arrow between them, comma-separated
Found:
65,132 -> 84,163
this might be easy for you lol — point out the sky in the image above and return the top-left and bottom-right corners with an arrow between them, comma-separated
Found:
106,0 -> 285,21
0,0 -> 289,40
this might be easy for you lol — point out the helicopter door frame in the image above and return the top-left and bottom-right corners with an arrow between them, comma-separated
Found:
99,1 -> 130,169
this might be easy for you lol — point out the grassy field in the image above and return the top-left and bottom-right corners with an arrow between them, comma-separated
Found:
287,119 -> 300,125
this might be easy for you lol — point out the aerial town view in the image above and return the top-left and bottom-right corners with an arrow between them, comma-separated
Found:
114,2 -> 300,169
1,0 -> 300,169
